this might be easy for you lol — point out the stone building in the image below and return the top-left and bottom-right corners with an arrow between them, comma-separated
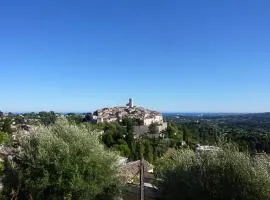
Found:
90,98 -> 168,135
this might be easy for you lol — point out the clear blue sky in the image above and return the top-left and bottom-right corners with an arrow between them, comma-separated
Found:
0,0 -> 269,113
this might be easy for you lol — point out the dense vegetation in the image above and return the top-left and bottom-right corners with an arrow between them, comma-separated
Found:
1,111 -> 270,199
2,111 -> 270,158
98,119 -> 190,163
165,112 -> 270,153
1,120 -> 122,200
155,144 -> 270,200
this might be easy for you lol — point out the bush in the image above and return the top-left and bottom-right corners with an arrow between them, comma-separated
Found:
3,120 -> 123,200
155,145 -> 270,200
0,131 -> 11,145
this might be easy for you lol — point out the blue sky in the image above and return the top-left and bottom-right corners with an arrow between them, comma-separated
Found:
0,0 -> 269,113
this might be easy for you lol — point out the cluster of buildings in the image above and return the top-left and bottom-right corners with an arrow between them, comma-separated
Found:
90,98 -> 167,137
91,98 -> 164,125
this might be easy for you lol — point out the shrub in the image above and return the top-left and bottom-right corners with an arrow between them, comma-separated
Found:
155,145 -> 270,200
3,120 -> 123,200
0,131 -> 11,145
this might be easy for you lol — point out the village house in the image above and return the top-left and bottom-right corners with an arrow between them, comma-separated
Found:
90,98 -> 168,136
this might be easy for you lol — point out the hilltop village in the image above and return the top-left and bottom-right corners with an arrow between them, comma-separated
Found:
90,98 -> 168,137
0,99 -> 171,199
1,102 -> 270,199
91,98 -> 163,125
0,98 -> 168,139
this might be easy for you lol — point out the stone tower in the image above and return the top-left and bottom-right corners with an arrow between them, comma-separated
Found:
126,98 -> 134,108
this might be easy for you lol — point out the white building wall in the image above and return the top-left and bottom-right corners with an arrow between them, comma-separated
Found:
143,115 -> 163,125
143,118 -> 154,126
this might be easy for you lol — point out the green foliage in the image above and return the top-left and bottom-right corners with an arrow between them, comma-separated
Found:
0,131 -> 11,145
0,158 -> 4,175
2,118 -> 12,135
144,140 -> 153,163
66,113 -> 84,124
138,141 -> 145,158
182,126 -> 192,143
22,112 -> 37,118
101,121 -> 176,162
155,145 -> 270,200
148,123 -> 159,135
166,113 -> 270,153
0,111 -> 3,119
164,123 -> 184,149
1,157 -> 20,199
4,120 -> 122,200
38,111 -> 57,126
166,123 -> 178,138
114,143 -> 131,157
155,139 -> 170,157
102,133 -> 115,147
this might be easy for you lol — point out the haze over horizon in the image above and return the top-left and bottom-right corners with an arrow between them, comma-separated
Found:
1,0 -> 269,113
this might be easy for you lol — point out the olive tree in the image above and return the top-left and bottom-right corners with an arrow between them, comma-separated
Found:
3,120 -> 123,200
155,145 -> 270,200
